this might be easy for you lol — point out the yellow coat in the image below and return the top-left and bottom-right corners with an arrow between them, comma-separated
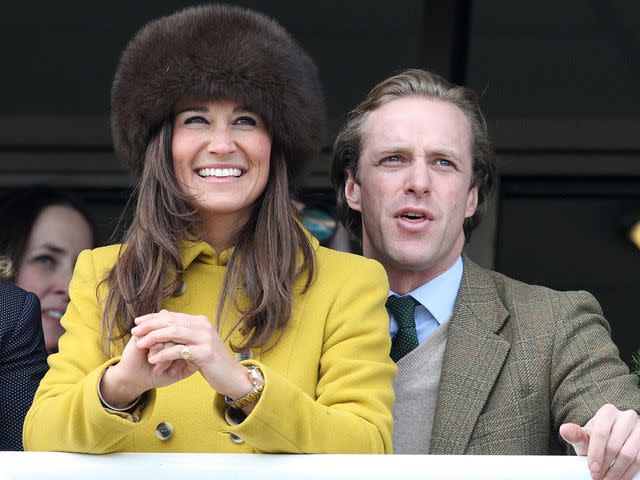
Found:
24,237 -> 395,453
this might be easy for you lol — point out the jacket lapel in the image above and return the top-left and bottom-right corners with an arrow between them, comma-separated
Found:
429,256 -> 510,454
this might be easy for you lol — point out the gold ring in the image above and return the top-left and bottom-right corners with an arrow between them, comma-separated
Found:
181,345 -> 192,360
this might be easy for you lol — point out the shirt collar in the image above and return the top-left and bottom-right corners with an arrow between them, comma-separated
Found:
390,256 -> 463,326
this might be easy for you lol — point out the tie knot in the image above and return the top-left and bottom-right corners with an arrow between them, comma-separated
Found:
386,295 -> 419,329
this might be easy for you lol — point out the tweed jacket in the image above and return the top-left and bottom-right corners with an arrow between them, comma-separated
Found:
428,256 -> 640,454
24,238 -> 396,453
0,280 -> 48,451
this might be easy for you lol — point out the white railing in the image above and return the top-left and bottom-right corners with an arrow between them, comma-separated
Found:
2,452 -> 632,480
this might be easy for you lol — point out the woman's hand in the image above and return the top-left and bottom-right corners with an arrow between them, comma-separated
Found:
131,310 -> 253,400
99,330 -> 197,409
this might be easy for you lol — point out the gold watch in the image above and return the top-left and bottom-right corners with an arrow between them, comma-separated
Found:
224,366 -> 265,410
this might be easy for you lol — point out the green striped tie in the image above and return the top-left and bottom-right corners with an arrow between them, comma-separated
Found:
386,295 -> 420,362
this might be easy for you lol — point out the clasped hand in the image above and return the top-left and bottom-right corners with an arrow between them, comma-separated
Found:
100,309 -> 252,409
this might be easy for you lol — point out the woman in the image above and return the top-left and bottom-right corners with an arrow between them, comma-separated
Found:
0,186 -> 94,353
0,258 -> 48,450
24,5 -> 395,453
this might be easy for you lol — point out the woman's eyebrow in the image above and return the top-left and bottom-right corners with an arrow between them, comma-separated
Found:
174,105 -> 208,115
36,243 -> 66,255
233,105 -> 254,113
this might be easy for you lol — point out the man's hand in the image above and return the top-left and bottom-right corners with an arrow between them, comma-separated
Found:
560,404 -> 640,480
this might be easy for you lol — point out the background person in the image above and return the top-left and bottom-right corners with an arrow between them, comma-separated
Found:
0,186 -> 94,353
24,4 -> 394,454
331,69 -> 640,480
0,257 -> 48,451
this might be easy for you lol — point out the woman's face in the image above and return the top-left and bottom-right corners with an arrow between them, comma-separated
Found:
172,99 -> 272,241
15,205 -> 93,353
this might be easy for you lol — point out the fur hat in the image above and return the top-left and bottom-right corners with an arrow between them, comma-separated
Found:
111,4 -> 325,179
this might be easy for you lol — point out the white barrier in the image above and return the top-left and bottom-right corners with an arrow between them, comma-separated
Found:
2,452 -> 632,480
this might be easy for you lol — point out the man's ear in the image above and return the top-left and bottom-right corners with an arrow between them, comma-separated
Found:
465,185 -> 479,218
344,171 -> 362,213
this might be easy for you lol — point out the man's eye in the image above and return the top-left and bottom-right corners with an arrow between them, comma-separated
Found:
436,159 -> 452,167
234,116 -> 257,126
383,155 -> 401,163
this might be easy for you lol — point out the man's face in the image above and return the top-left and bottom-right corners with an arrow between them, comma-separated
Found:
345,96 -> 478,291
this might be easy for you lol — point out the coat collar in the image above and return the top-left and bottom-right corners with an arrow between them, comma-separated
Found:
179,231 -> 321,269
179,240 -> 231,268
429,255 -> 510,454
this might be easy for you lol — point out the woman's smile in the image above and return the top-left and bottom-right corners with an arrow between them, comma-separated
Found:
195,167 -> 243,179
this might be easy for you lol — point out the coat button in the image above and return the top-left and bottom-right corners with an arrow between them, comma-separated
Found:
229,433 -> 244,444
172,282 -> 187,297
234,351 -> 253,362
156,422 -> 174,441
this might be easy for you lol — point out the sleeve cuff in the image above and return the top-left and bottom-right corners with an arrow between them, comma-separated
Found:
92,358 -> 154,424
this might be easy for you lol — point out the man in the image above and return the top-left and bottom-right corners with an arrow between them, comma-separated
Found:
330,69 -> 640,480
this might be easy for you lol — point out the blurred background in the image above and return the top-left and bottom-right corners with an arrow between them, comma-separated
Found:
1,0 -> 638,360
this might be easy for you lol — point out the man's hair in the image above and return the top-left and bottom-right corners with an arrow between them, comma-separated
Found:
330,68 -> 496,241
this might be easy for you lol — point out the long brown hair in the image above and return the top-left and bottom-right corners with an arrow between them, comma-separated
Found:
101,119 -> 315,357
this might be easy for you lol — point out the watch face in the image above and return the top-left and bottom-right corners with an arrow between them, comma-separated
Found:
248,366 -> 265,386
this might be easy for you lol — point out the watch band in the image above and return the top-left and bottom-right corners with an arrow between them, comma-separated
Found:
224,365 -> 264,410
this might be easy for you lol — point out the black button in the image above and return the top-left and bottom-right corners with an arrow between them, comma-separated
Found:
235,351 -> 252,361
156,422 -> 174,441
172,282 -> 187,297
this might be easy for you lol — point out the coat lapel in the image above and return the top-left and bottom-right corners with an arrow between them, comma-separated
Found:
429,256 -> 510,454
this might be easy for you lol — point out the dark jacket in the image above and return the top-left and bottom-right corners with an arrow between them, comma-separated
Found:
0,280 -> 48,450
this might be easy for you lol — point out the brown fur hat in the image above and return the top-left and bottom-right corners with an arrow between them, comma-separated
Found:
111,4 -> 325,179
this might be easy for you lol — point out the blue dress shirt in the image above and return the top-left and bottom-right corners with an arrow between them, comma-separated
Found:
388,256 -> 463,343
